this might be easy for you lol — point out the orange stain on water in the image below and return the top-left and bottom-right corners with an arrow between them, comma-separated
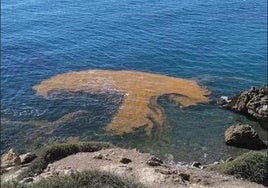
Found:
33,70 -> 210,134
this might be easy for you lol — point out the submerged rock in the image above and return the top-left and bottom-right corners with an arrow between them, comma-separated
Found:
219,86 -> 268,130
224,124 -> 267,149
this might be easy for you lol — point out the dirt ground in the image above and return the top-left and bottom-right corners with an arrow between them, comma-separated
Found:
37,148 -> 264,188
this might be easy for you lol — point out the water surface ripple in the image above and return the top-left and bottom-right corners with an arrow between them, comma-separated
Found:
1,0 -> 267,163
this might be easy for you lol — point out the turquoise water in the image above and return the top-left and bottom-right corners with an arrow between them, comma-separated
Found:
1,0 -> 267,163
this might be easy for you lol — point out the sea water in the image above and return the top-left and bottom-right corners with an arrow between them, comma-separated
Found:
1,0 -> 267,163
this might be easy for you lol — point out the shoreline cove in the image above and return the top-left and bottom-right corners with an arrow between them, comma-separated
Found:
33,70 -> 210,135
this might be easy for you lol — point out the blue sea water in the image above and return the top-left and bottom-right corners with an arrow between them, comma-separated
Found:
1,0 -> 267,163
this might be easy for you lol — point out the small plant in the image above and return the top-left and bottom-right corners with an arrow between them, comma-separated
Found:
19,141 -> 113,179
2,171 -> 145,188
215,151 -> 268,184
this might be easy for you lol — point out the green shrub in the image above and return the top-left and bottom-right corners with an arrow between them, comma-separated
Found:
19,141 -> 113,179
2,171 -> 145,188
215,151 -> 268,183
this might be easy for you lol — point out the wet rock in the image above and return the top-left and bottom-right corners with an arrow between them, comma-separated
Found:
220,86 -> 268,130
20,152 -> 37,165
218,96 -> 231,105
224,124 -> 267,149
146,157 -> 163,166
120,157 -> 132,164
1,149 -> 21,168
191,161 -> 202,168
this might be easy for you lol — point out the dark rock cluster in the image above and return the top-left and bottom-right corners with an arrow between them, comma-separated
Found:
219,86 -> 268,130
120,157 -> 132,164
146,157 -> 163,166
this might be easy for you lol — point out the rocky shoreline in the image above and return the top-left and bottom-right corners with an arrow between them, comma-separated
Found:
218,86 -> 268,151
1,144 -> 267,188
1,86 -> 268,187
218,85 -> 268,130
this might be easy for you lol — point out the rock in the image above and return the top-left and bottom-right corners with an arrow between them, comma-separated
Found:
59,169 -> 74,176
190,175 -> 203,184
44,163 -> 54,172
179,173 -> 190,181
20,177 -> 34,183
1,166 -> 27,182
0,167 -> 8,175
155,168 -> 177,175
225,157 -> 234,162
146,157 -> 163,166
218,96 -> 231,105
224,124 -> 267,149
20,152 -> 37,165
191,161 -> 202,168
220,86 -> 268,130
200,166 -> 206,169
120,157 -> 132,164
1,149 -> 21,168
234,92 -> 250,112
93,153 -> 103,159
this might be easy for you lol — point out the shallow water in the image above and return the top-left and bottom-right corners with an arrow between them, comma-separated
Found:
1,0 -> 267,163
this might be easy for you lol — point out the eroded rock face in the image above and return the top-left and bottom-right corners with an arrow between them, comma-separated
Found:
224,124 -> 267,150
220,86 -> 268,130
1,149 -> 21,168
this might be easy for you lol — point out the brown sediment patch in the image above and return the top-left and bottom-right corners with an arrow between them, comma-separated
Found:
1,111 -> 90,134
26,110 -> 90,132
33,70 -> 210,135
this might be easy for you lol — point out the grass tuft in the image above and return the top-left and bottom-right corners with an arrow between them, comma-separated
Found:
18,141 -> 113,180
214,151 -> 268,184
2,171 -> 145,188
